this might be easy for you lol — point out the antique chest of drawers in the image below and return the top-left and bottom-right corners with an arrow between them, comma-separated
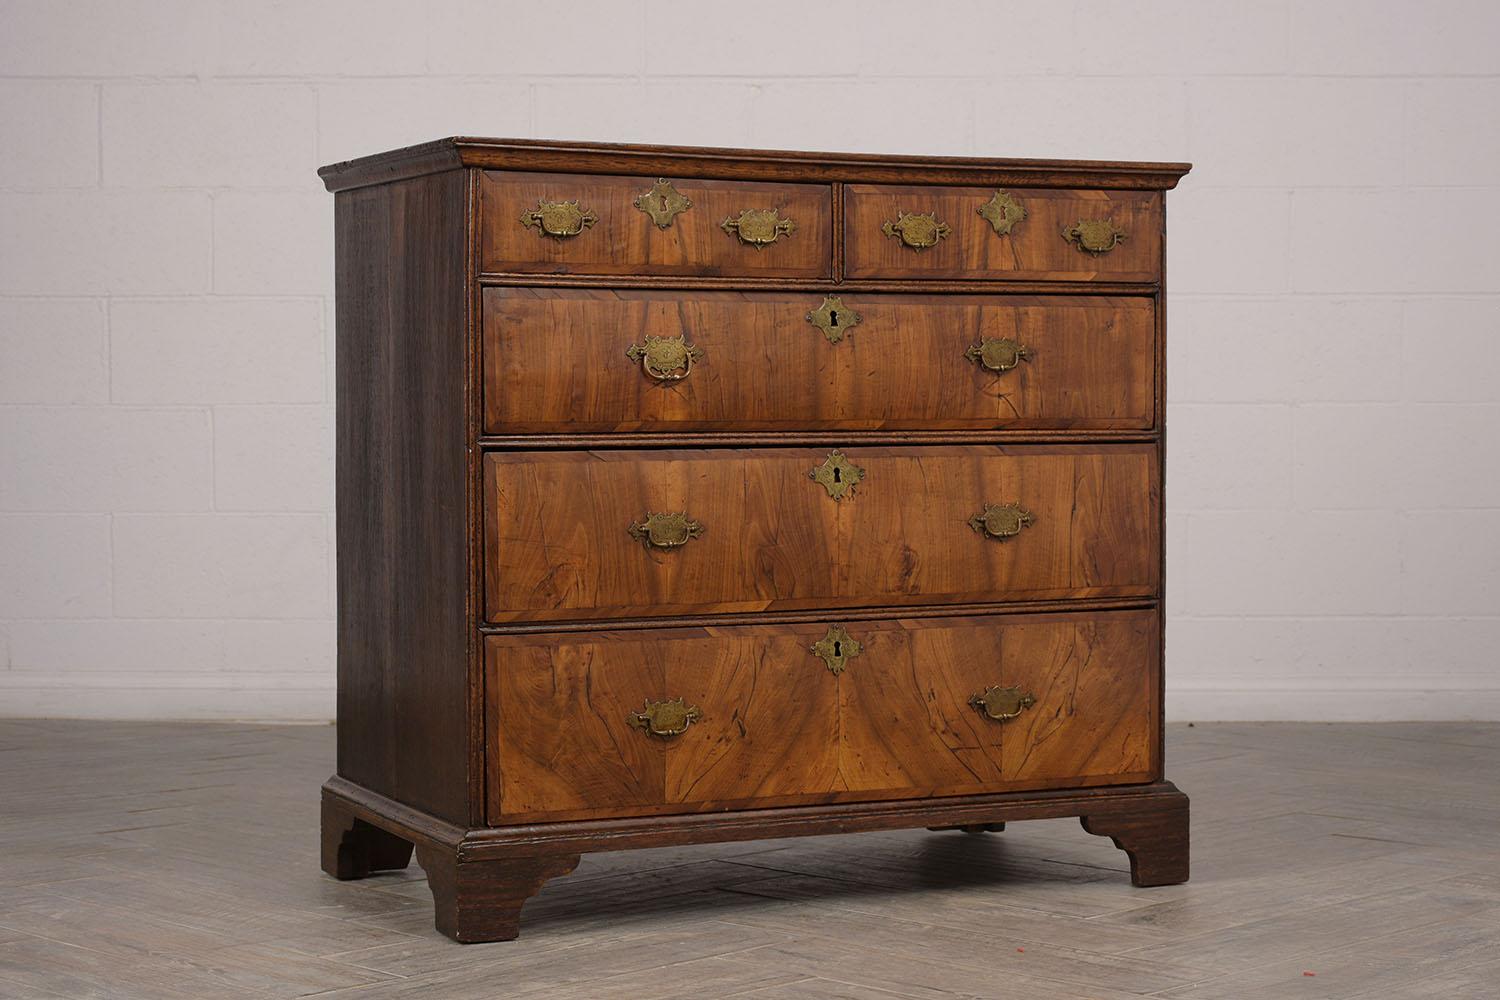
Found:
318,137 -> 1192,942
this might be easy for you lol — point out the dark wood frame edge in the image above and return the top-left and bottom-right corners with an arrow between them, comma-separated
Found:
322,774 -> 1188,942
320,136 -> 1192,193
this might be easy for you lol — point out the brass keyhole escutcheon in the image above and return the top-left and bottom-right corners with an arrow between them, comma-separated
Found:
628,511 -> 704,550
519,199 -> 597,238
969,685 -> 1036,722
1063,218 -> 1126,254
633,178 -> 692,229
809,450 -> 864,501
811,625 -> 862,676
806,295 -> 862,344
968,502 -> 1034,540
965,337 -> 1031,374
628,698 -> 702,738
882,211 -> 950,250
626,334 -> 703,381
977,190 -> 1026,237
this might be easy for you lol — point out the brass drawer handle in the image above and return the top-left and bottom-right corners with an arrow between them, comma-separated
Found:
806,295 -> 862,344
969,685 -> 1036,722
968,502 -> 1034,540
720,208 -> 795,248
628,511 -> 704,549
810,625 -> 862,676
626,334 -> 702,381
882,211 -> 950,250
634,178 -> 692,228
965,337 -> 1031,374
1063,219 -> 1126,254
809,450 -> 864,501
519,199 -> 597,238
628,698 -> 702,738
977,190 -> 1026,236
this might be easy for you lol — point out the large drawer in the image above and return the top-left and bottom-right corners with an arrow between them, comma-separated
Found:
479,171 -> 832,278
483,444 -> 1158,623
482,289 -> 1156,434
844,184 -> 1161,282
486,609 -> 1159,823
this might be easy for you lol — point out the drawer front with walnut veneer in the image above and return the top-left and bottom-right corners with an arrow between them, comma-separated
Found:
480,171 -> 832,277
844,184 -> 1162,281
487,610 -> 1158,823
320,137 -> 1190,944
483,445 -> 1158,622
483,289 -> 1156,433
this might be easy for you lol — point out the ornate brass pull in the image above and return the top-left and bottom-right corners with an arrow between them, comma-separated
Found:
806,295 -> 862,344
720,208 -> 795,248
519,199 -> 597,238
965,337 -> 1031,374
628,698 -> 702,738
634,178 -> 691,229
977,190 -> 1026,236
810,625 -> 862,676
882,211 -> 950,250
1063,219 -> 1126,254
628,511 -> 704,549
969,685 -> 1036,722
968,502 -> 1034,540
626,334 -> 702,381
809,450 -> 864,501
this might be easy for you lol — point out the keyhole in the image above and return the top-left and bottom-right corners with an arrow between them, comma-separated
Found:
829,309 -> 839,327
833,467 -> 842,483
832,641 -> 843,657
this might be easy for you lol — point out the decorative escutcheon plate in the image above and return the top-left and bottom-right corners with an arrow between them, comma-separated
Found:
965,337 -> 1031,374
968,502 -> 1034,540
977,190 -> 1026,237
969,685 -> 1036,722
633,178 -> 692,229
720,208 -> 796,248
626,334 -> 703,381
810,625 -> 863,676
628,698 -> 702,737
519,199 -> 597,238
628,511 -> 704,549
805,295 -> 862,344
1063,218 -> 1126,254
882,211 -> 951,250
809,450 -> 865,501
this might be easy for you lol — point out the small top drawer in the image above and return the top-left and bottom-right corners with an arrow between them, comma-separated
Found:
479,171 -> 833,278
844,184 -> 1161,282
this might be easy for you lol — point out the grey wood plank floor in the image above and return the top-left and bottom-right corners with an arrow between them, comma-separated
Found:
1,721 -> 1497,999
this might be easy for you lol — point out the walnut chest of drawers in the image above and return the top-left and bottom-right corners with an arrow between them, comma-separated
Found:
318,137 -> 1192,942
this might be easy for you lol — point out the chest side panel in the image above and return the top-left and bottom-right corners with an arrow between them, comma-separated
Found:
335,169 -> 472,824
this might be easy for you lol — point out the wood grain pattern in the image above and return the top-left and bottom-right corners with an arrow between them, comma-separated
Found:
486,609 -> 1158,823
333,170 -> 471,825
482,289 -> 1155,433
844,184 -> 1162,281
483,444 -> 1159,622
479,171 -> 832,277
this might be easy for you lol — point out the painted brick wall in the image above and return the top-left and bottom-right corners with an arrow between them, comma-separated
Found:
2,1 -> 1497,720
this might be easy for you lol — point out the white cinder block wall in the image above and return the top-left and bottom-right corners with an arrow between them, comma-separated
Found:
2,1 -> 1498,721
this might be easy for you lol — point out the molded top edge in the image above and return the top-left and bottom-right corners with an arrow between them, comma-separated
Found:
319,136 -> 1192,193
